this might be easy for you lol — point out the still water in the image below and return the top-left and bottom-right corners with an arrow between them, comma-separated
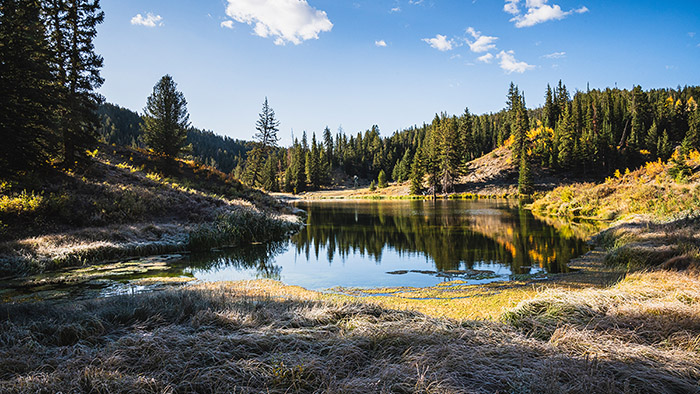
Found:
187,200 -> 590,289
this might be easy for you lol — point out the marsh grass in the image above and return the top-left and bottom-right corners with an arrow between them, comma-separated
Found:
188,209 -> 301,252
1,276 -> 698,393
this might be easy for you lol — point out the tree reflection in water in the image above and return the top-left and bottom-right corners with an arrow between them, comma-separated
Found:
186,241 -> 288,280
292,200 -> 589,275
186,200 -> 591,284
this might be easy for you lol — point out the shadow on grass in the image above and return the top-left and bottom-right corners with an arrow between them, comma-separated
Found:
1,283 -> 697,393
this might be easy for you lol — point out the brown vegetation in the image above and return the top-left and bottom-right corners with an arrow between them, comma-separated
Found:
0,145 -> 299,276
1,272 -> 699,393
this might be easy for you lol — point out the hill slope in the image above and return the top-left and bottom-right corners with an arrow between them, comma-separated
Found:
0,144 -> 297,276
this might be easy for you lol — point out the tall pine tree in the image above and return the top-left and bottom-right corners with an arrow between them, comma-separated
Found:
142,75 -> 190,158
45,0 -> 104,167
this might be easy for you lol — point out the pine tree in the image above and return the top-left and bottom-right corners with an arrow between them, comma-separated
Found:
45,0 -> 104,166
0,0 -> 59,175
556,105 -> 576,170
377,169 -> 387,188
681,104 -> 699,154
518,148 -> 534,195
544,84 -> 556,129
254,97 -> 280,153
142,75 -> 190,158
305,133 -> 321,189
439,116 -> 460,193
262,154 -> 279,192
409,147 -> 424,195
323,126 -> 333,168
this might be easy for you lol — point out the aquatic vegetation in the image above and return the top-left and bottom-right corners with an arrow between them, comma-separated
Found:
188,209 -> 301,252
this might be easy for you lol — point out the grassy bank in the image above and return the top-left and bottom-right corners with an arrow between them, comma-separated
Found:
531,150 -> 700,273
1,272 -> 698,393
532,150 -> 700,222
0,145 -> 300,277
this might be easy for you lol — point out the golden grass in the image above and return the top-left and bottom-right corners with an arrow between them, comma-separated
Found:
330,282 -> 540,320
532,151 -> 700,222
2,270 -> 699,393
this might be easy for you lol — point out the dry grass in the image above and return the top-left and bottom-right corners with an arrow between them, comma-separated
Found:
0,145 -> 300,276
1,274 -> 699,394
532,150 -> 700,222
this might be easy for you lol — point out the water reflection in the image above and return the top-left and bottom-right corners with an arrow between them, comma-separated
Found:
292,200 -> 586,275
191,200 -> 591,289
185,241 -> 288,281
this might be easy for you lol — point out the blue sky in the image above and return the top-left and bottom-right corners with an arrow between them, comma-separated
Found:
95,0 -> 700,145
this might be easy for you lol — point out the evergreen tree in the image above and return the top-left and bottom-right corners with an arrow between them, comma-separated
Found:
254,97 -> 280,153
409,147 -> 424,195
305,133 -> 321,189
45,0 -> 104,166
556,105 -> 576,170
262,154 -> 279,192
142,75 -> 190,158
245,97 -> 281,187
439,116 -> 460,193
645,121 -> 659,157
681,103 -> 699,153
323,126 -> 333,168
0,0 -> 58,175
544,84 -> 556,129
377,169 -> 387,188
518,149 -> 534,195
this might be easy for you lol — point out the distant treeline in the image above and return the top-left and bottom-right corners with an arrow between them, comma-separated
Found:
97,83 -> 700,195
259,83 -> 700,194
97,103 -> 251,174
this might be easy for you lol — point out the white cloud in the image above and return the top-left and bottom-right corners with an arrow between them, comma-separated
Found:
422,34 -> 454,51
497,50 -> 535,73
465,27 -> 498,53
504,0 -> 519,14
542,51 -> 566,59
689,32 -> 696,38
390,7 -> 401,13
375,40 -> 387,47
477,53 -> 494,63
220,20 -> 234,29
505,0 -> 588,28
224,0 -> 333,45
130,13 -> 163,27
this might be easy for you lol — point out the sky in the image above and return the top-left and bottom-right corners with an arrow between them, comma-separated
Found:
95,0 -> 700,146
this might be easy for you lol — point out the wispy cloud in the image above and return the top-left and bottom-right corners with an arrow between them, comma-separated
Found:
504,0 -> 588,28
390,7 -> 401,13
497,50 -> 535,73
422,34 -> 454,51
689,32 -> 696,38
542,51 -> 566,59
224,0 -> 333,45
375,40 -> 387,47
465,27 -> 498,53
477,53 -> 494,63
220,20 -> 234,29
130,13 -> 163,28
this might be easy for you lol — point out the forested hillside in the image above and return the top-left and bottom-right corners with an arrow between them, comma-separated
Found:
97,83 -> 700,197
97,103 -> 251,174
242,83 -> 700,195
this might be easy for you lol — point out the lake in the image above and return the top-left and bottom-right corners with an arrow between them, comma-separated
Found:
187,199 -> 590,289
1,199 -> 594,301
